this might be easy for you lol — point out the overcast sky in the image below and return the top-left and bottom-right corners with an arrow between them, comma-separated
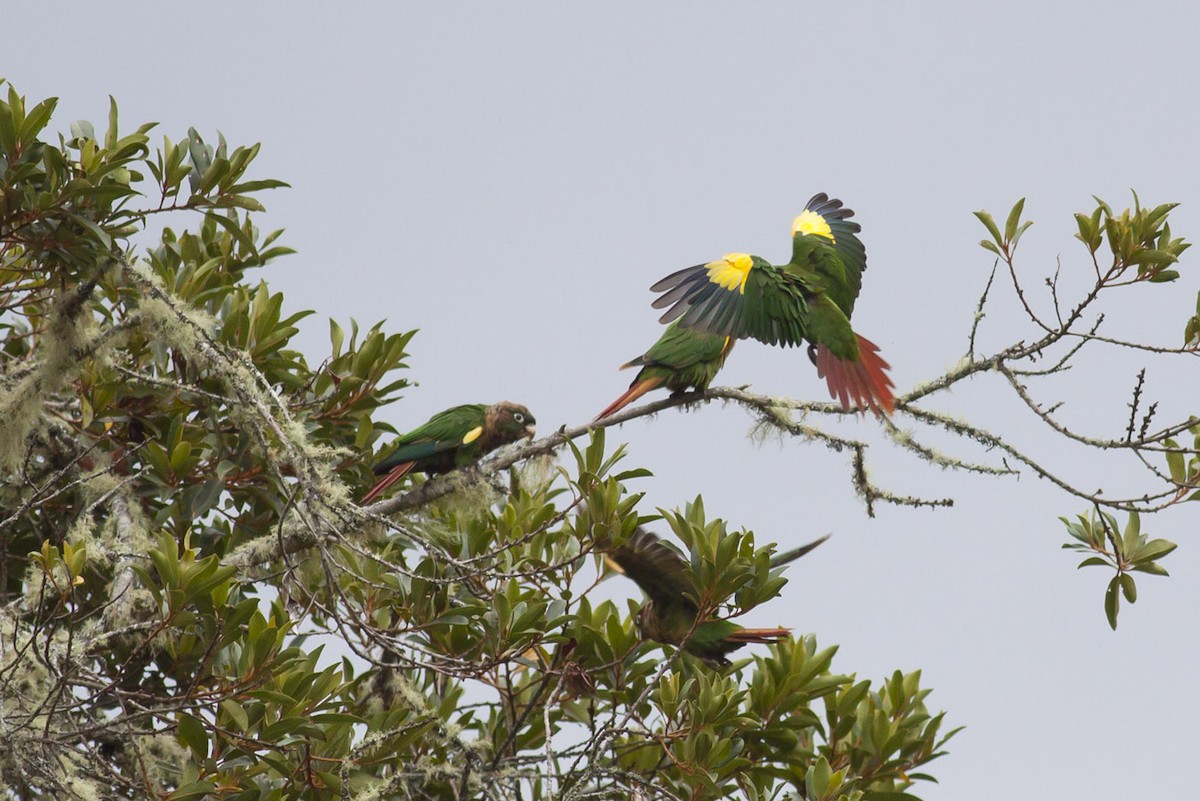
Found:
8,3 -> 1200,798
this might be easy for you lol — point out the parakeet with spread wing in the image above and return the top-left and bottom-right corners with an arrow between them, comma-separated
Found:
650,193 -> 894,415
595,322 -> 733,420
605,526 -> 828,667
361,401 -> 536,503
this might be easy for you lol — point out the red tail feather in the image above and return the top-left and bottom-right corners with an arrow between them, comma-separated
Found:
361,461 -> 417,504
594,376 -> 664,420
725,627 -> 791,644
814,334 -> 895,416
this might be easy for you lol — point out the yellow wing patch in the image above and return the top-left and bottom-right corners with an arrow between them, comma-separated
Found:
461,426 -> 484,445
705,252 -> 754,294
792,209 -> 835,242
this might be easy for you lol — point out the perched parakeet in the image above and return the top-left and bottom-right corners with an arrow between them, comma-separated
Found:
605,527 -> 828,667
361,401 -> 536,503
594,322 -> 734,420
649,193 -> 894,415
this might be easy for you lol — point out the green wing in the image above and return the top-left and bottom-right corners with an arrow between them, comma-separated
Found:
607,527 -> 698,615
791,193 -> 867,316
374,404 -> 487,474
650,257 -> 812,347
793,193 -> 866,284
625,322 -> 729,371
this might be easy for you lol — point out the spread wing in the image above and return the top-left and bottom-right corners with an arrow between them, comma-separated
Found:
793,193 -> 868,314
797,193 -> 866,279
606,527 -> 698,615
650,257 -> 811,347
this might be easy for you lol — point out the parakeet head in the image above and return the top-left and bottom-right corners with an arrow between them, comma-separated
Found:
635,601 -> 660,640
488,401 -> 537,441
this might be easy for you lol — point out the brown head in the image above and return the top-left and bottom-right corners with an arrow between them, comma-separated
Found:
484,401 -> 537,447
635,601 -> 670,645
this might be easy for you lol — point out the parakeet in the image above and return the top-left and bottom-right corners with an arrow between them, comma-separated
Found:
605,527 -> 828,667
594,322 -> 734,420
361,401 -> 536,503
649,193 -> 894,415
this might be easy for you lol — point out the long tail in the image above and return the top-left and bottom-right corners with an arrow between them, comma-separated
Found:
725,626 -> 792,644
361,461 -> 417,504
814,334 -> 895,416
770,533 -> 831,568
594,376 -> 664,420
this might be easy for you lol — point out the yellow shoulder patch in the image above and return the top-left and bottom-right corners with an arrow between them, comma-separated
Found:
603,554 -> 625,574
792,209 -> 835,242
705,252 -> 754,294
461,426 -> 484,445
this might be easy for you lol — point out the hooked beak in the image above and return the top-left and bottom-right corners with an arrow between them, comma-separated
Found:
524,424 -> 537,440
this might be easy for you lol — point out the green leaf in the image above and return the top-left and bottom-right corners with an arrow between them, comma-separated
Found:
1132,538 -> 1177,563
1074,212 -> 1098,250
205,212 -> 260,260
226,178 -> 291,193
1010,219 -> 1034,248
176,713 -> 208,758
973,210 -> 1003,249
1104,576 -> 1120,630
1165,439 -> 1185,483
220,699 -> 249,731
187,128 -> 211,174
1119,573 -> 1137,603
1128,249 -> 1177,267
219,194 -> 267,212
19,97 -> 57,143
1004,197 -> 1026,241
105,95 -> 119,150
69,118 -> 96,142
330,319 -> 345,359
1121,510 -> 1141,555
169,441 -> 193,475
0,99 -> 16,157
198,156 -> 231,195
806,755 -> 833,798
167,781 -> 218,801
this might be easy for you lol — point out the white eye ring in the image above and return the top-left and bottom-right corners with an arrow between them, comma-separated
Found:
514,413 -> 525,423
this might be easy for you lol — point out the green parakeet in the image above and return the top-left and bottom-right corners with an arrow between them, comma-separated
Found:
605,527 -> 828,667
595,322 -> 733,420
361,401 -> 536,503
650,193 -> 894,415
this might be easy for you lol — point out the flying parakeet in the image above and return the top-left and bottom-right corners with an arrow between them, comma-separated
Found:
361,401 -> 536,503
649,193 -> 894,415
605,526 -> 828,667
594,322 -> 733,420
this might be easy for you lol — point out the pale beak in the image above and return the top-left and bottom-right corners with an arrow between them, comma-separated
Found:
524,424 -> 537,440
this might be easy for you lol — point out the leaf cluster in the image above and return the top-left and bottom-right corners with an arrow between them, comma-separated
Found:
1061,509 -> 1176,629
969,194 -> 1197,626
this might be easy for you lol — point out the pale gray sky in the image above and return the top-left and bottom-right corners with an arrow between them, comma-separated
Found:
9,3 -> 1200,797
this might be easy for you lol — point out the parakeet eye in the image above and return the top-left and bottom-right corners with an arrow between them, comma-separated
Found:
514,413 -> 526,423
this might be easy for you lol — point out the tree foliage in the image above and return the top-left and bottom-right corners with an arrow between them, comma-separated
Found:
2,84 -> 1196,799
